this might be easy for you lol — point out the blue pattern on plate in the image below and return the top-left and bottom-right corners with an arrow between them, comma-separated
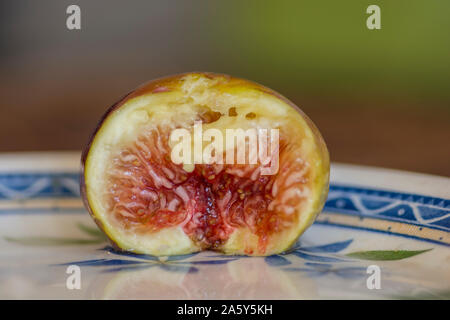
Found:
57,247 -> 238,273
326,184 -> 450,231
58,239 -> 360,279
0,173 -> 448,237
0,173 -> 80,200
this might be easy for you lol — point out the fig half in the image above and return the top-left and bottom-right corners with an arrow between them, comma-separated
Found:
81,72 -> 329,256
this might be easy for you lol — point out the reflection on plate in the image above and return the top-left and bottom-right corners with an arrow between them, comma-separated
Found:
0,152 -> 449,299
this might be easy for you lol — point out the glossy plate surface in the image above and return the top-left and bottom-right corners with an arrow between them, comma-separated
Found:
0,152 -> 448,299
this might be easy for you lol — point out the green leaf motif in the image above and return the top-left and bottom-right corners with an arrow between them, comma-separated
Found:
3,222 -> 107,246
346,249 -> 432,261
4,236 -> 105,246
392,289 -> 450,300
77,222 -> 106,240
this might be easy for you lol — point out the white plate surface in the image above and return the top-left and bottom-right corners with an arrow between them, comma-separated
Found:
0,152 -> 449,299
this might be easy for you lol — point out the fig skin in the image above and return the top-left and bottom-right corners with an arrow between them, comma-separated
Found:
81,72 -> 330,256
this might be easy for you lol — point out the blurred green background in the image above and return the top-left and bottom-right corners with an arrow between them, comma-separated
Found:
0,0 -> 449,175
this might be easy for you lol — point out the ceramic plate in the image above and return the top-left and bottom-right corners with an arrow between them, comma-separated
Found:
0,152 -> 448,299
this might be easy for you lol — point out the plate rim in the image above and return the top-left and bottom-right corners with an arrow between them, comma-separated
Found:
0,151 -> 448,247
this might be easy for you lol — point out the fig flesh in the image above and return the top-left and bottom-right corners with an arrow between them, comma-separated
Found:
81,73 -> 329,256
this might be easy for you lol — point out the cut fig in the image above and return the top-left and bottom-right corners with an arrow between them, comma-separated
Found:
81,72 -> 329,256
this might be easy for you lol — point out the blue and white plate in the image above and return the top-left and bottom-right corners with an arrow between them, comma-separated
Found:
0,152 -> 448,299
